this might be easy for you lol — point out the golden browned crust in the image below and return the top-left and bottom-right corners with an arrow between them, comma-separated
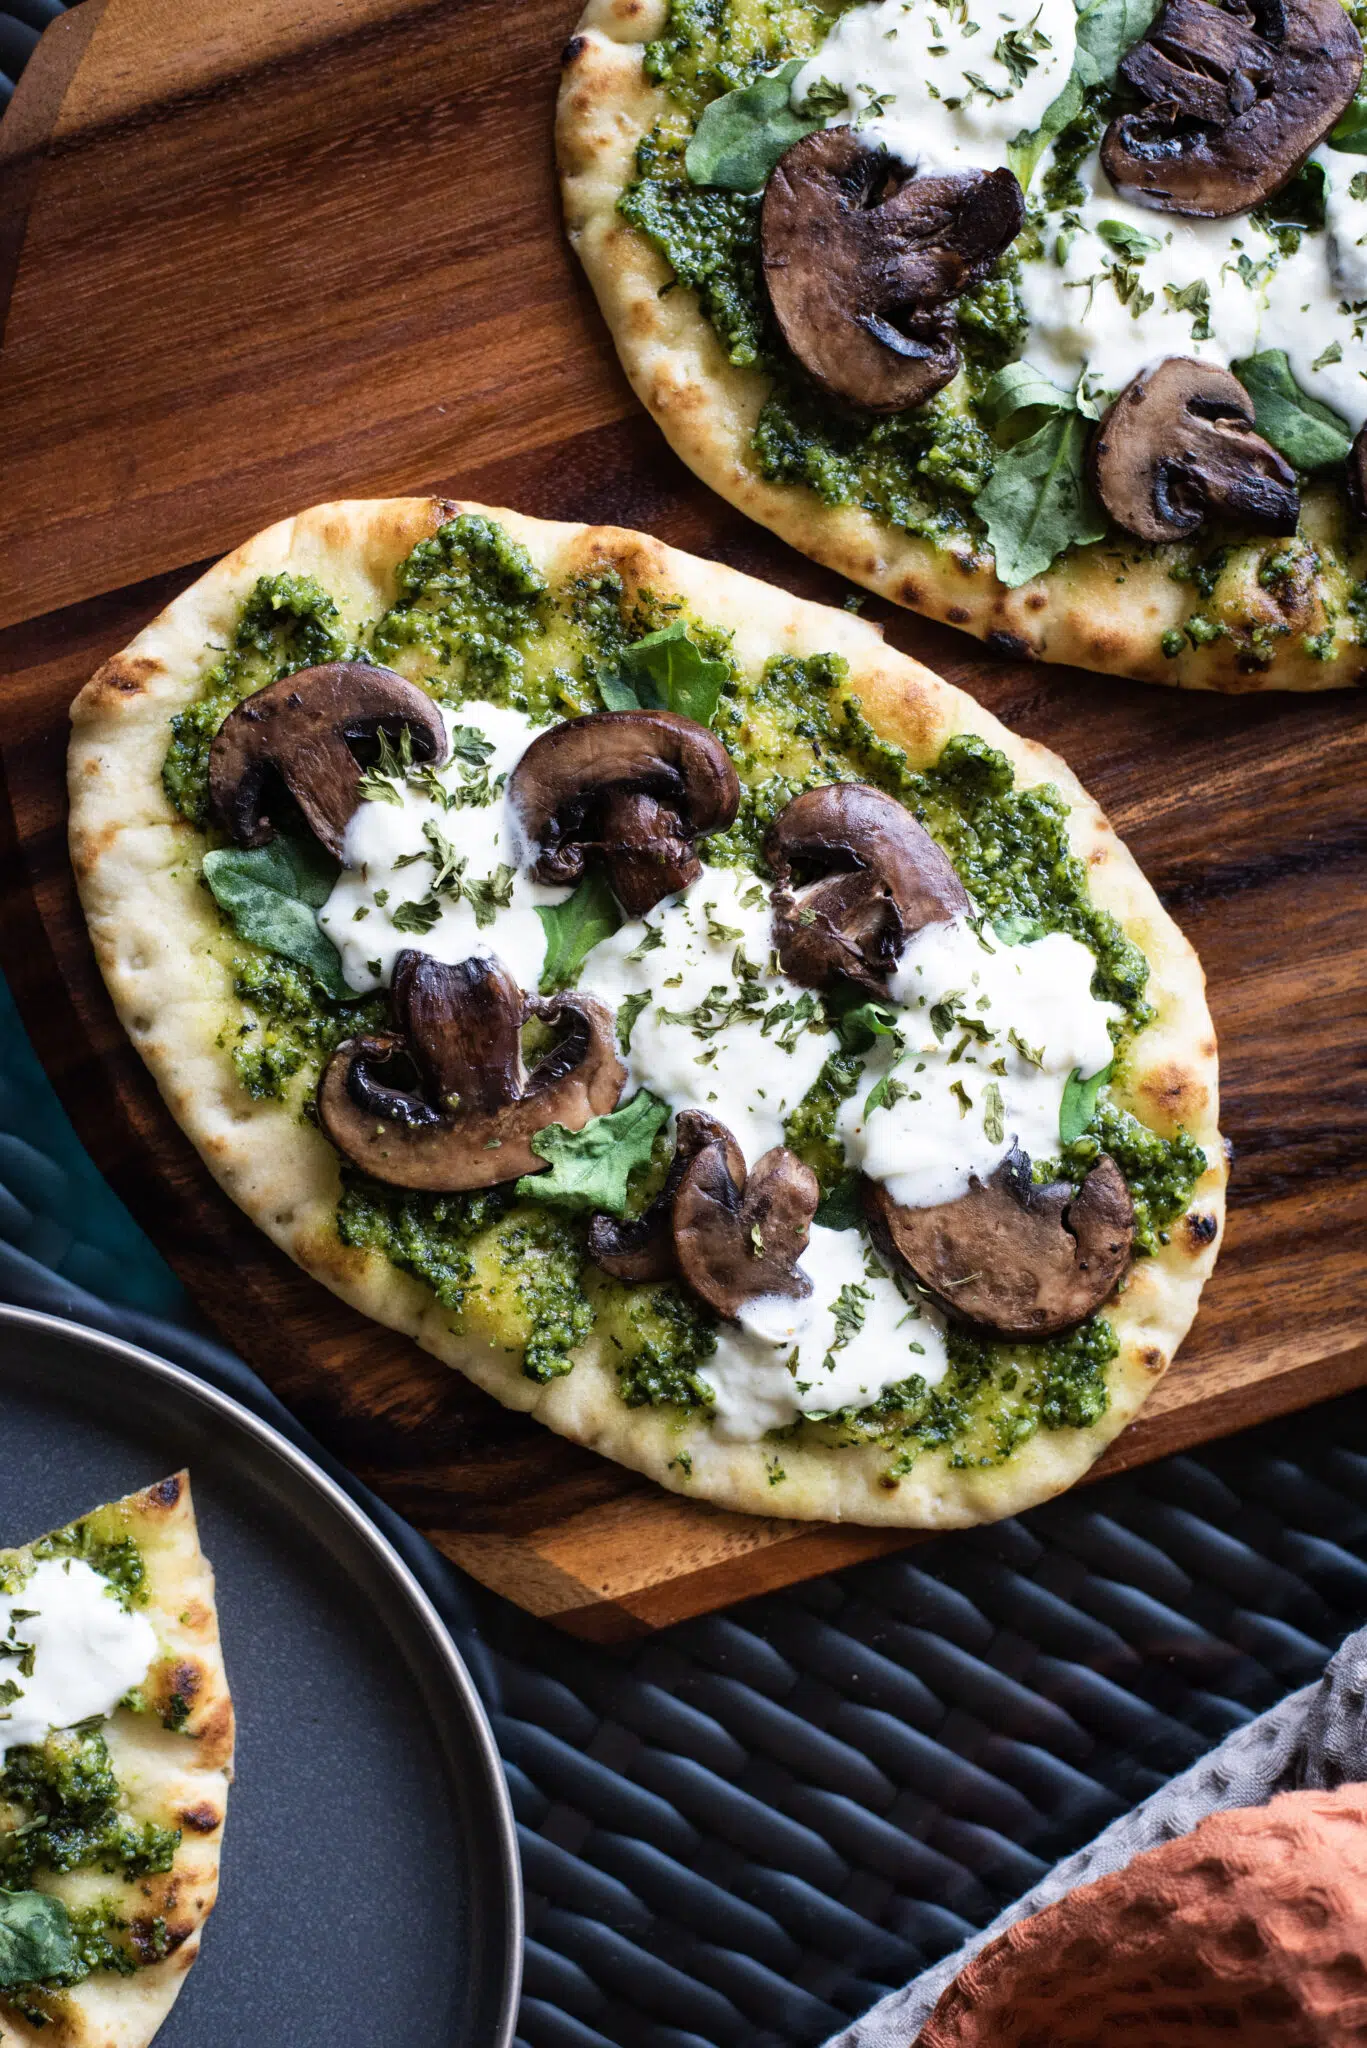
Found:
0,1476 -> 232,2048
67,497 -> 1226,1528
555,0 -> 1365,693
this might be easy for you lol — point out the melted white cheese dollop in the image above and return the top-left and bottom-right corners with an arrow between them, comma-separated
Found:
793,0 -> 1077,173
587,866 -> 838,1166
838,917 -> 1119,1210
701,1223 -> 949,1439
0,1559 -> 157,1759
318,700 -> 568,995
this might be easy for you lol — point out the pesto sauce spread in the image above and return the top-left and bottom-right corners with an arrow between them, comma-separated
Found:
167,513 -> 1206,1478
617,0 -> 1367,659
0,1519 -> 181,2006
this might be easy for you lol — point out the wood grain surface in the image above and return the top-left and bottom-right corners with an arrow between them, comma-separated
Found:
0,0 -> 1364,1639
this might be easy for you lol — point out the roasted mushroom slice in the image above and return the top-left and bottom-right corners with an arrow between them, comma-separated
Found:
588,1110 -> 745,1282
1101,0 -> 1361,217
765,784 -> 969,992
672,1136 -> 820,1318
761,130 -> 1025,412
866,1147 -> 1134,1340
508,710 -> 741,917
317,951 -> 626,1191
208,663 -> 448,857
1091,360 -> 1299,544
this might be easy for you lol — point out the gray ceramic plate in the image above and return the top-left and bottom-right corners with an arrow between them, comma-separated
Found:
0,1305 -> 522,2047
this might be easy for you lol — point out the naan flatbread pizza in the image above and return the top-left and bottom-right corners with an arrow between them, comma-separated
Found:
557,0 -> 1367,689
69,499 -> 1224,1527
0,1475 -> 231,2047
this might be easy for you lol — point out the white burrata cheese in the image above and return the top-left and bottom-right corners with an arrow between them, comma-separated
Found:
700,1223 -> 949,1439
838,916 -> 1119,1210
793,0 -> 1077,174
0,1559 -> 157,1758
318,699 -> 568,995
586,865 -> 838,1167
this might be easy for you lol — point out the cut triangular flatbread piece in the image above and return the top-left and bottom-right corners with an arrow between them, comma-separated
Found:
0,1474 -> 232,2047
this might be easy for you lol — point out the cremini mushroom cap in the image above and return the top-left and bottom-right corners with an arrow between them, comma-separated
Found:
761,130 -> 1024,412
1101,0 -> 1361,217
672,1135 -> 820,1318
588,1110 -> 743,1283
207,662 -> 447,857
865,1147 -> 1134,1339
1091,359 -> 1299,544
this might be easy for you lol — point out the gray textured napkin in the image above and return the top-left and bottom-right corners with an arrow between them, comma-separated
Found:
825,1621 -> 1367,2047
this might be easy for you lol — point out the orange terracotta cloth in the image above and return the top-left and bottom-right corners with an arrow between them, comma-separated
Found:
919,1783 -> 1367,2047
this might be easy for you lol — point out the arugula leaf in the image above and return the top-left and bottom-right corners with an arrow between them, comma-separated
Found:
1059,1060 -> 1113,1144
828,991 -> 901,1053
1232,350 -> 1353,471
0,1888 -> 78,1989
685,59 -> 822,191
601,623 -> 730,728
517,1092 -> 670,1216
391,894 -> 444,935
1330,98 -> 1367,152
536,870 -> 622,992
978,361 -> 1077,435
1009,0 -> 1160,188
976,407 -> 1107,588
202,835 -> 349,998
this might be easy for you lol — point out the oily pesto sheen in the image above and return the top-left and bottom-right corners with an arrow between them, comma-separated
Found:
0,1561 -> 156,1760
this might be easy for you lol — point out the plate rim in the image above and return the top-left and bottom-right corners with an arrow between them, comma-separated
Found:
0,1300 -> 525,2047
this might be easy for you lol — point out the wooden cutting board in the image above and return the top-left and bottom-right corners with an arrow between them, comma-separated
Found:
1,0 -> 1364,1640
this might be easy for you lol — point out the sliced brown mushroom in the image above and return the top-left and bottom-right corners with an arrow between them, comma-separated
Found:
317,950 -> 625,1190
1101,0 -> 1361,217
588,1110 -> 745,1282
761,129 -> 1025,412
866,1146 -> 1134,1340
1091,359 -> 1299,544
507,711 -> 741,918
764,784 -> 970,993
208,663 -> 448,857
672,1135 -> 820,1318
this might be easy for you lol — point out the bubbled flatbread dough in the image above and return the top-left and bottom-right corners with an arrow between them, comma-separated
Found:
556,0 -> 1361,693
69,497 -> 1225,1528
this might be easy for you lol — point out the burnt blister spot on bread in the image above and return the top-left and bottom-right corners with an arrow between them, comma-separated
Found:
178,1801 -> 223,1835
1185,1211 -> 1219,1250
563,32 -> 587,62
986,629 -> 1035,660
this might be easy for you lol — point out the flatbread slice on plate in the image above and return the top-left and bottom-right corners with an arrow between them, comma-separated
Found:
556,0 -> 1367,691
0,1474 -> 232,2048
69,497 -> 1224,1529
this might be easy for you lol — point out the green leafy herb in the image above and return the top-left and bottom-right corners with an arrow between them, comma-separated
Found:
202,837 -> 348,999
1097,218 -> 1161,259
1059,1059 -> 1113,1144
978,359 -> 1079,434
517,1091 -> 670,1216
993,911 -> 1046,945
797,75 -> 848,118
1329,97 -> 1367,152
1313,340 -> 1344,371
448,725 -> 495,766
1164,278 -> 1211,339
617,991 -> 652,1052
536,871 -> 623,992
600,622 -> 730,727
1009,1026 -> 1045,1067
356,725 -> 413,806
975,405 -> 1107,588
465,864 -> 517,929
983,1080 -> 1006,1143
391,894 -> 444,935
831,996 -> 901,1052
685,59 -> 823,191
864,1069 -> 912,1116
814,1172 -> 863,1231
1232,350 -> 1352,470
0,1888 -> 78,1989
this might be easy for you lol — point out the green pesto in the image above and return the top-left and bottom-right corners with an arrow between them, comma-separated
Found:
180,520 -> 1204,1457
28,1527 -> 146,1614
161,574 -> 350,826
1,1731 -> 180,1892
